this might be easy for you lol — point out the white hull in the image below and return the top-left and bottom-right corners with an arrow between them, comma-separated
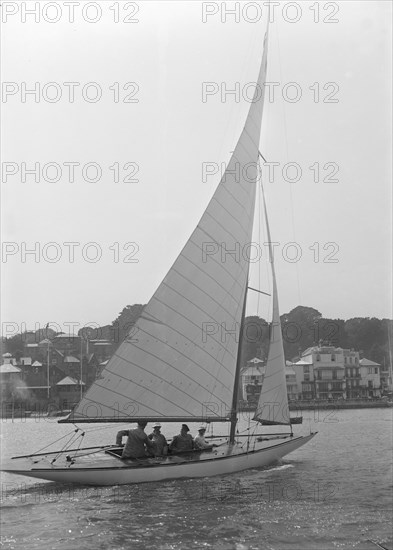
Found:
5,433 -> 316,486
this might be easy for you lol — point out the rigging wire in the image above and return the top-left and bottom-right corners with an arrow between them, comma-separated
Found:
27,428 -> 80,457
69,429 -> 86,459
274,21 -> 302,306
50,429 -> 83,464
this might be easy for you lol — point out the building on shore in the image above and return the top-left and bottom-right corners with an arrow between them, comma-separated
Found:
239,345 -> 384,404
56,376 -> 85,410
292,345 -> 382,400
0,333 -> 112,409
240,358 -> 299,405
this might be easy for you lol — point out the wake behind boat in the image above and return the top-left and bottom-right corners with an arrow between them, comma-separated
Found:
4,23 -> 317,486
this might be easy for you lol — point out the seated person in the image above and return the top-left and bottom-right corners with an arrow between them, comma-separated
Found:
169,424 -> 194,453
194,426 -> 218,450
116,420 -> 155,459
148,423 -> 168,456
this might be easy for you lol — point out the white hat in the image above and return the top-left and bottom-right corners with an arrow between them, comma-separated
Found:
153,423 -> 161,428
198,426 -> 206,432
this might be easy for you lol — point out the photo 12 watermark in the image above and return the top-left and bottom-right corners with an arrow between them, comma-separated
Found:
200,317 -> 343,346
202,160 -> 340,184
1,241 -> 140,264
202,81 -> 340,104
1,81 -> 139,104
0,477 -> 339,505
201,241 -> 340,264
1,82 -> 140,103
201,2 -> 340,24
1,2 -> 141,24
1,161 -> 140,184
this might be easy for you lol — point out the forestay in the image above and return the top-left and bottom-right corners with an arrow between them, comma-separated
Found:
65,33 -> 270,423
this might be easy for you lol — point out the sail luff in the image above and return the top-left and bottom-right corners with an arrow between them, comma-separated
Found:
253,185 -> 291,425
63,30 -> 271,425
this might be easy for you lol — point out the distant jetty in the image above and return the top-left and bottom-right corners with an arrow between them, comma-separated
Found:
239,399 -> 392,412
289,399 -> 393,410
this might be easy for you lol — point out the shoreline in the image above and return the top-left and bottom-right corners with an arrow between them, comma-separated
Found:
239,399 -> 393,412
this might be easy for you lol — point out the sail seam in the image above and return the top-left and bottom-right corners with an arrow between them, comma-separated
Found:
220,185 -> 249,215
211,197 -> 250,238
93,376 -> 202,417
191,227 -> 244,289
170,268 -> 238,321
160,279 -> 237,340
115,338 -> 233,394
202,209 -> 247,244
79,391 -> 166,418
150,294 -> 237,362
177,252 -> 241,306
136,311 -> 236,382
125,326 -> 233,391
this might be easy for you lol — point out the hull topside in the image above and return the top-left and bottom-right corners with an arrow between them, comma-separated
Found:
4,433 -> 317,485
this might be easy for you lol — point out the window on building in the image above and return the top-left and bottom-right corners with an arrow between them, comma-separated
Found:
304,374 -> 310,381
303,366 -> 309,374
350,357 -> 353,364
344,357 -> 347,364
331,354 -> 336,361
375,368 -> 378,374
368,381 -> 373,388
316,354 -> 320,361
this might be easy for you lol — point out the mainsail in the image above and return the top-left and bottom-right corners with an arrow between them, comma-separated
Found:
253,187 -> 291,425
65,33 -> 270,423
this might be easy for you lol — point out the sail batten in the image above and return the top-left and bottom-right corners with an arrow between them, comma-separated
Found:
64,32 -> 270,424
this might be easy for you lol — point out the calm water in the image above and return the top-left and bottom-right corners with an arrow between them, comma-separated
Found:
1,408 -> 392,550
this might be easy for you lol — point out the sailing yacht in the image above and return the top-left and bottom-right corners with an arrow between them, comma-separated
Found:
5,29 -> 316,485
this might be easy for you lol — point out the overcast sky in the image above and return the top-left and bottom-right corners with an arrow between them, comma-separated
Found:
1,0 -> 392,335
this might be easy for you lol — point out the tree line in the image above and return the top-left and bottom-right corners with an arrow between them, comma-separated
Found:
3,305 -> 392,369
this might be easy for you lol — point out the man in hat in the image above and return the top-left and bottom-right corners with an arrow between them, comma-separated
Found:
194,426 -> 218,450
116,421 -> 155,459
148,423 -> 168,456
169,424 -> 195,453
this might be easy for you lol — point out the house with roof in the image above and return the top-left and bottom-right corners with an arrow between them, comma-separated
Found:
240,359 -> 265,405
292,344 -> 384,400
358,358 -> 381,398
240,357 -> 300,405
380,362 -> 393,395
0,362 -> 23,398
55,376 -> 85,409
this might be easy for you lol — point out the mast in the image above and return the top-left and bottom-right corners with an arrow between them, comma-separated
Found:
229,281 -> 249,444
229,22 -> 271,444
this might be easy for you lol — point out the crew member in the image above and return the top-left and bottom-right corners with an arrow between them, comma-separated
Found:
116,421 -> 155,459
194,426 -> 218,450
169,424 -> 194,453
148,423 -> 168,456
